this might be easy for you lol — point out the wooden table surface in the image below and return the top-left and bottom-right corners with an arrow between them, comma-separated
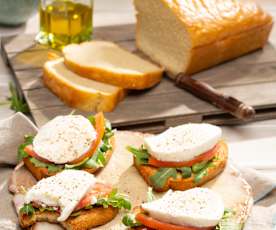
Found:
0,0 -> 276,175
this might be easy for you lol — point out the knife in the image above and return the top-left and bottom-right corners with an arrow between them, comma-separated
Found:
175,73 -> 256,121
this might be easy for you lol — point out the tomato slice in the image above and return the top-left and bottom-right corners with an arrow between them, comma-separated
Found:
136,213 -> 214,230
147,141 -> 224,168
75,182 -> 113,210
69,112 -> 106,164
24,145 -> 51,163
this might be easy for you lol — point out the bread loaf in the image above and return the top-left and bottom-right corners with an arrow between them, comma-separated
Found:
134,0 -> 273,75
63,41 -> 164,89
43,58 -> 125,112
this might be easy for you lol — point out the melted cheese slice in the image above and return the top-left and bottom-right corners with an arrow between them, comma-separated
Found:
142,188 -> 224,228
144,123 -> 222,162
25,170 -> 96,222
33,115 -> 97,164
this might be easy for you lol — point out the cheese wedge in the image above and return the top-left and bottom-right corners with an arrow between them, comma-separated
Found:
62,41 -> 164,89
144,123 -> 222,162
43,58 -> 125,112
33,115 -> 96,164
141,188 -> 224,228
25,170 -> 96,222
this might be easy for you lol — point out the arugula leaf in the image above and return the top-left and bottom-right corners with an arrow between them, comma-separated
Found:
178,167 -> 192,178
149,168 -> 177,189
192,161 -> 208,173
8,82 -> 29,114
38,206 -> 56,212
147,187 -> 155,202
87,115 -> 96,125
216,209 -> 242,230
122,213 -> 142,228
127,146 -> 149,165
70,211 -> 82,217
65,157 -> 89,169
96,189 -> 131,210
20,204 -> 35,216
194,161 -> 214,183
29,157 -> 61,173
17,135 -> 34,161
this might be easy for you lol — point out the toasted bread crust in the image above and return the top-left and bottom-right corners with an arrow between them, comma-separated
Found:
23,136 -> 115,180
19,206 -> 118,230
43,62 -> 126,112
64,58 -> 163,90
134,141 -> 228,192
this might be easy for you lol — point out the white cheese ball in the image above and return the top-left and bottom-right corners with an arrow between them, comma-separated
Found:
25,170 -> 97,221
144,123 -> 222,162
142,188 -> 224,228
33,115 -> 97,164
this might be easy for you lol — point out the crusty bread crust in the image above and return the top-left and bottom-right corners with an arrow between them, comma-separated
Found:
135,0 -> 273,76
23,136 -> 115,180
19,206 -> 118,230
64,57 -> 163,90
134,141 -> 228,192
43,61 -> 126,112
185,21 -> 273,75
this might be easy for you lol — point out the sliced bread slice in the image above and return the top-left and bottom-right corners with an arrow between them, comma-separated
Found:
63,41 -> 164,89
43,58 -> 125,112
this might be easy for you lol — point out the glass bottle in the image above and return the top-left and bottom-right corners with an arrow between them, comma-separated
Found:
36,0 -> 93,49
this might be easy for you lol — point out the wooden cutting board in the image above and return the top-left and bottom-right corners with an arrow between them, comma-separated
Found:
2,24 -> 276,132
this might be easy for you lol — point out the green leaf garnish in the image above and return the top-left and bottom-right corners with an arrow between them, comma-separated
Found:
8,82 -> 29,114
65,157 -> 90,169
149,168 -> 177,189
147,187 -> 155,202
38,206 -> 56,212
29,158 -> 62,173
216,209 -> 242,230
96,189 -> 131,210
17,135 -> 34,161
20,204 -> 35,216
127,146 -> 149,165
122,213 -> 142,228
178,167 -> 192,178
194,161 -> 214,183
70,211 -> 82,217
87,115 -> 96,125
192,161 -> 208,173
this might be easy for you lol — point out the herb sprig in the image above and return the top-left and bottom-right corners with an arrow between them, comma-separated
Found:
17,135 -> 34,161
20,204 -> 35,216
8,82 -> 29,113
127,146 -> 149,165
122,213 -> 142,228
216,209 -> 243,230
96,189 -> 131,210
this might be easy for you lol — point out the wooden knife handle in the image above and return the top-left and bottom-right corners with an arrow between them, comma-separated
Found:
175,73 -> 256,120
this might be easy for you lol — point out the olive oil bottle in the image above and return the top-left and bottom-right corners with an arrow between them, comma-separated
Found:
36,0 -> 93,49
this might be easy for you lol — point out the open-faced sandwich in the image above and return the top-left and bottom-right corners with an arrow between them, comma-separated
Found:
18,112 -> 114,180
127,123 -> 228,192
18,169 -> 131,229
123,187 -> 240,230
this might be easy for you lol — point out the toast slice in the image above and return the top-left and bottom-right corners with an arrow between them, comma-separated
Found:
23,136 -> 115,180
63,41 -> 164,89
134,142 -> 228,192
19,206 -> 118,230
43,58 -> 125,112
